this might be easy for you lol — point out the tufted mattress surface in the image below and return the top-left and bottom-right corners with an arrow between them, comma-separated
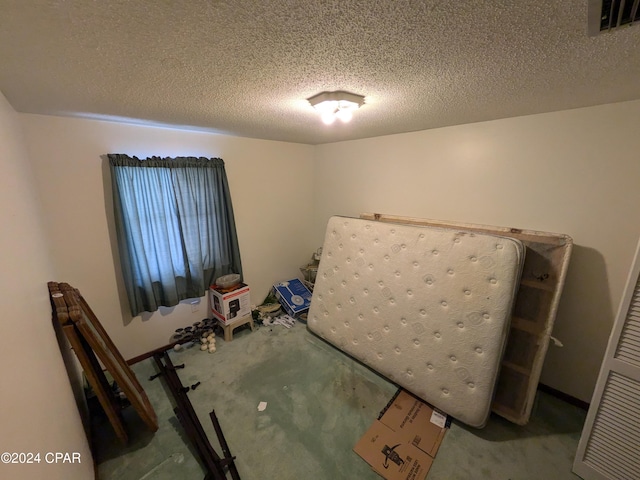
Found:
307,216 -> 524,427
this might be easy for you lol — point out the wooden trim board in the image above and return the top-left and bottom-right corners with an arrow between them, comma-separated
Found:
48,282 -> 158,443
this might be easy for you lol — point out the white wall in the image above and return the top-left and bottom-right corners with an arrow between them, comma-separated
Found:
14,99 -> 639,406
20,115 -> 316,360
313,100 -> 640,403
0,95 -> 93,478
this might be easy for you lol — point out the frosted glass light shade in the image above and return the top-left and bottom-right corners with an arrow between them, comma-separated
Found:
307,91 -> 364,125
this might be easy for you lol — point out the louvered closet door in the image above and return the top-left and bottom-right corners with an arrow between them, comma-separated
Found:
573,239 -> 640,480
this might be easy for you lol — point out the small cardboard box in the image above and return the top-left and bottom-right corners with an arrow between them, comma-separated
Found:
273,279 -> 312,316
354,390 -> 449,480
210,283 -> 251,324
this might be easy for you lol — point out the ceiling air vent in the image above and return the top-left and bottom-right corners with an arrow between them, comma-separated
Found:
588,0 -> 640,35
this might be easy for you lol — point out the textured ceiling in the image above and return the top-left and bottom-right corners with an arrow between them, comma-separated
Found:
1,0 -> 639,145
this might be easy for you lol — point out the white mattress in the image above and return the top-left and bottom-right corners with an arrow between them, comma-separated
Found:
307,216 -> 524,427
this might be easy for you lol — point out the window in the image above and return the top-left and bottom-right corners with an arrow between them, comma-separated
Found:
108,154 -> 242,316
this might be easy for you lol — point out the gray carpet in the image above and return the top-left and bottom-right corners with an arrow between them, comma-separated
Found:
94,322 -> 587,479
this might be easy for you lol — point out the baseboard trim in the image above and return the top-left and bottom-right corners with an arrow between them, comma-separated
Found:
538,383 -> 589,410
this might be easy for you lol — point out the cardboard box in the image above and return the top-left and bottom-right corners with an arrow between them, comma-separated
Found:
353,390 -> 449,480
273,279 -> 312,316
210,283 -> 251,324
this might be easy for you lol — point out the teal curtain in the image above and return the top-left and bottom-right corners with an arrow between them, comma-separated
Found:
108,154 -> 242,316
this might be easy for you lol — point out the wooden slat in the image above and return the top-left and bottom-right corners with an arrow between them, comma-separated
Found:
511,316 -> 545,335
501,361 -> 532,377
360,213 -> 569,245
63,324 -> 128,444
520,278 -> 555,293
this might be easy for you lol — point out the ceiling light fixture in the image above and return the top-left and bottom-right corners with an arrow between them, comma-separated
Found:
307,91 -> 365,125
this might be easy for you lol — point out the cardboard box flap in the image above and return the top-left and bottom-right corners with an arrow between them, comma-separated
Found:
355,389 -> 449,480
353,420 -> 433,480
210,283 -> 251,324
378,390 -> 449,457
